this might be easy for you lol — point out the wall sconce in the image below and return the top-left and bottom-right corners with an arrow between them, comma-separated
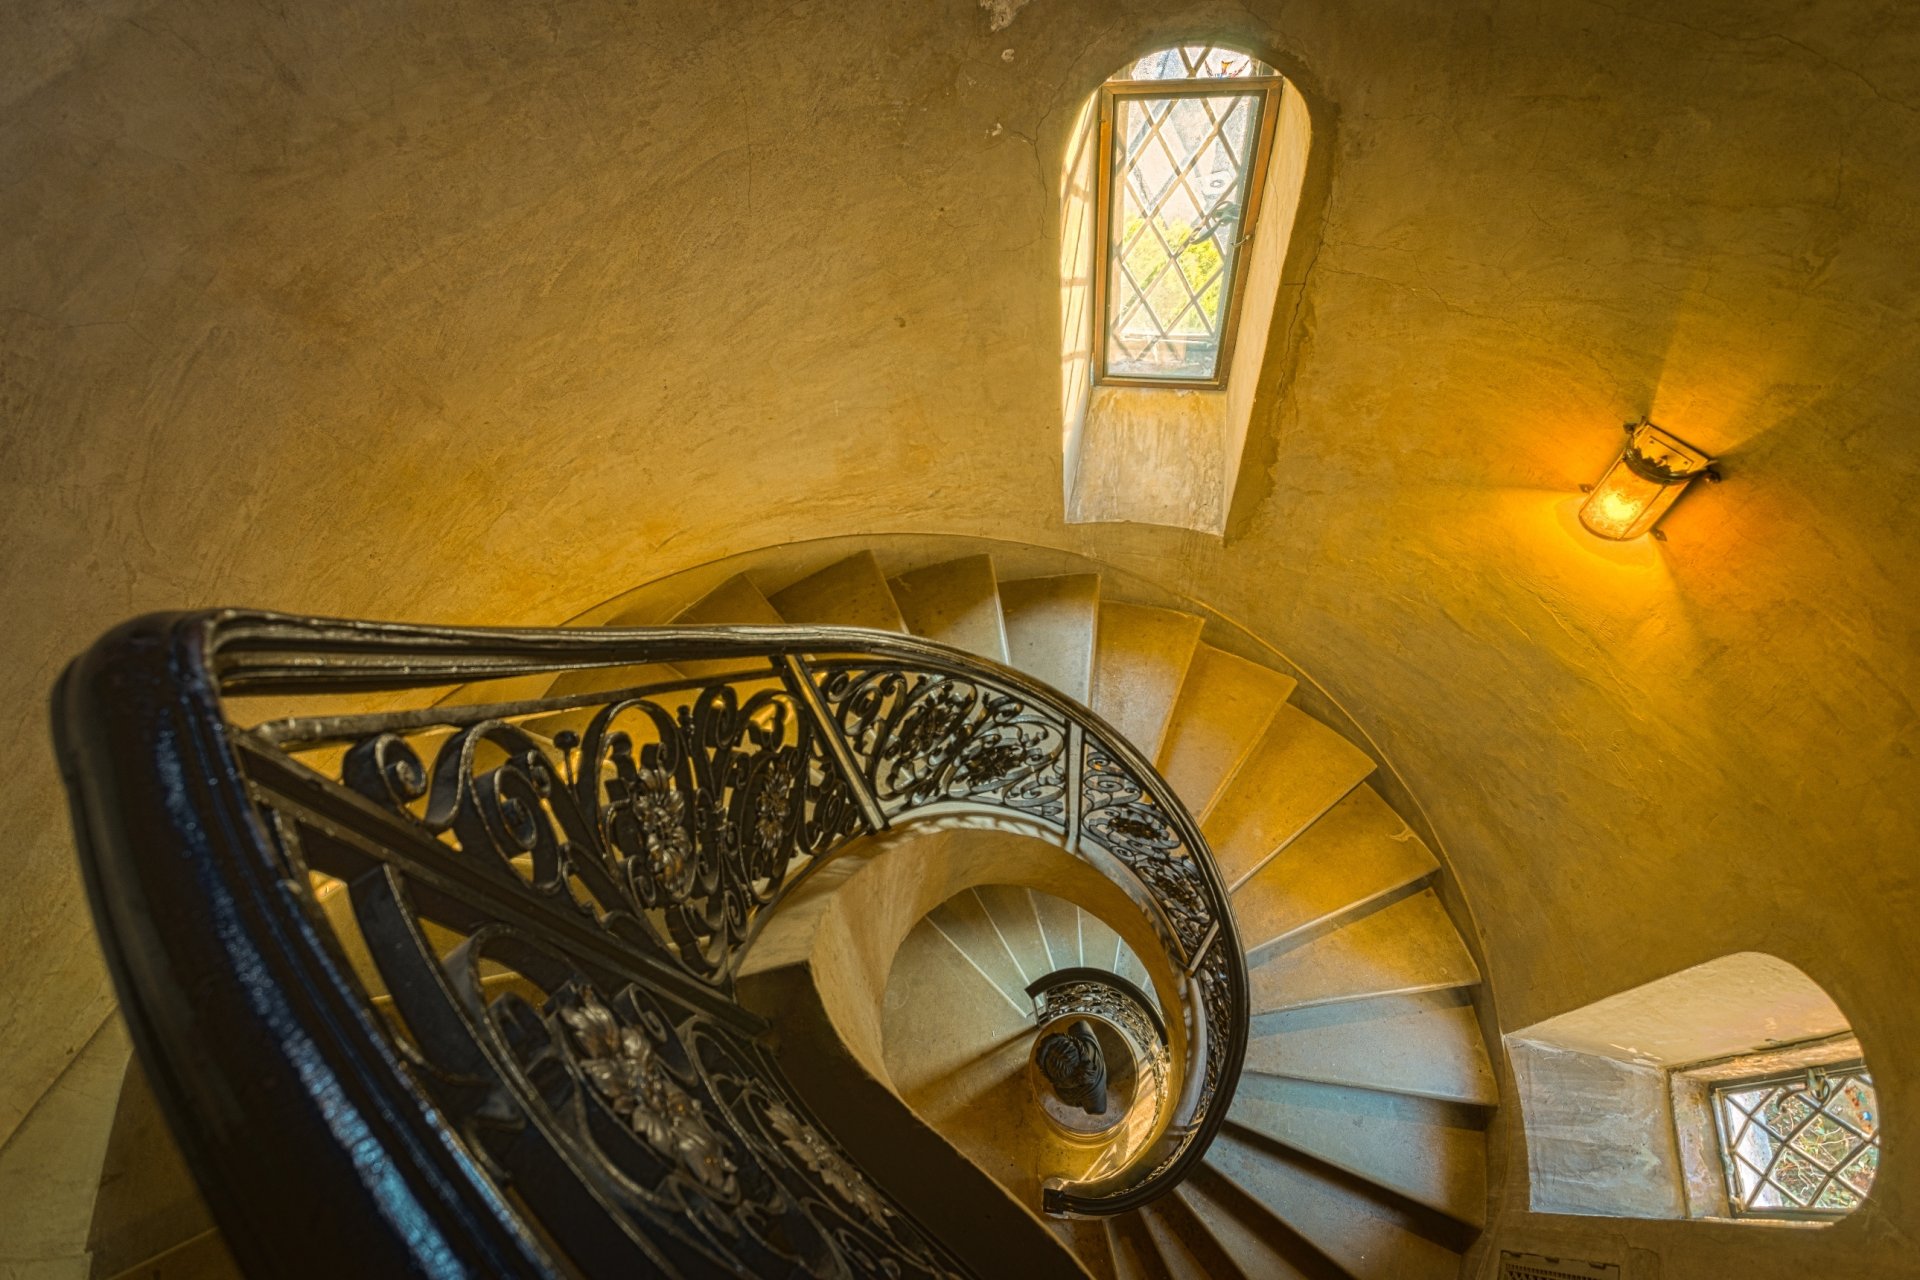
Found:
1578,419 -> 1720,541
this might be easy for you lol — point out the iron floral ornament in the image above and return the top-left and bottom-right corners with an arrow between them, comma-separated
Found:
606,761 -> 697,901
767,1101 -> 891,1224
561,990 -> 739,1196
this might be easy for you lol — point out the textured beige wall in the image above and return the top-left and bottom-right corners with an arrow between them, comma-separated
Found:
4,1 -> 1918,1275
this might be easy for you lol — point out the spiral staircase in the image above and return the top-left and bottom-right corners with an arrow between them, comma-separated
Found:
60,545 -> 1498,1279
692,550 -> 1496,1279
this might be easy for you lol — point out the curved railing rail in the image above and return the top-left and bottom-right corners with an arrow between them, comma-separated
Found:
53,610 -> 1247,1275
1026,968 -> 1172,1175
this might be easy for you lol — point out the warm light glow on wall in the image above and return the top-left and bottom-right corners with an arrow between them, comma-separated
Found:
1578,420 -> 1719,541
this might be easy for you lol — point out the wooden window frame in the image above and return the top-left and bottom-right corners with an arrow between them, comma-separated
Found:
1092,76 -> 1286,390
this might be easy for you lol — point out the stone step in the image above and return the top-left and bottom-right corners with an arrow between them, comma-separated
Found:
85,1058 -> 240,1280
1052,1217 -> 1118,1280
1106,1211 -> 1166,1280
1090,602 -> 1206,761
1138,1200 -> 1217,1279
881,918 -> 1031,1100
1175,1171 -> 1328,1280
1208,1129 -> 1464,1280
1204,705 -> 1375,889
1248,889 -> 1480,1014
972,884 -> 1052,989
1231,785 -> 1438,953
1154,644 -> 1297,818
523,660 -> 691,741
1031,889 -> 1085,972
1114,943 -> 1159,1013
1227,1074 -> 1488,1228
769,550 -> 907,632
1243,990 -> 1499,1107
539,659 -> 685,701
889,555 -> 1010,663
1078,907 -> 1124,975
1144,1186 -> 1258,1280
925,890 -> 1031,1010
668,572 -> 786,680
674,572 -> 784,625
999,573 -> 1101,704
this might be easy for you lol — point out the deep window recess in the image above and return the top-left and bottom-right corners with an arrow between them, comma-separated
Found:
1712,1062 -> 1881,1218
1095,46 -> 1284,386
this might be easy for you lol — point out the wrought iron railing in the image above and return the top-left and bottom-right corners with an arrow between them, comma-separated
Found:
53,610 -> 1247,1275
1026,967 -> 1172,1178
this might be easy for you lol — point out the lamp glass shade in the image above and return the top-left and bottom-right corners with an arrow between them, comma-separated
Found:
1577,422 -> 1714,540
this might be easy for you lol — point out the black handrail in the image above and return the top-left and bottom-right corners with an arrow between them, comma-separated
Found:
1028,966 -> 1168,1045
53,610 -> 1248,1273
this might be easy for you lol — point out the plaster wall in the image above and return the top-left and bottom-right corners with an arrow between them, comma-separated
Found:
1063,80 -> 1312,532
5,1 -> 1920,1276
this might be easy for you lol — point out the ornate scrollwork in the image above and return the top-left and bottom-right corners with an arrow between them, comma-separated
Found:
560,988 -> 739,1195
332,681 -> 860,987
767,1101 -> 892,1224
1032,978 -> 1171,1125
1080,744 -> 1210,955
1036,982 -> 1167,1073
813,664 -> 1069,824
396,926 -> 968,1279
249,626 -> 1239,1234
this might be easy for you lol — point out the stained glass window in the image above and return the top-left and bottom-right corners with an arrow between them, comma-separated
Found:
1712,1063 -> 1880,1217
1097,46 -> 1283,385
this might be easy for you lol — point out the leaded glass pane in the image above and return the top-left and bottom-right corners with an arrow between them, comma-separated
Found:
1713,1065 -> 1879,1217
1839,1144 -> 1879,1194
1104,89 -> 1264,381
1119,44 -> 1275,83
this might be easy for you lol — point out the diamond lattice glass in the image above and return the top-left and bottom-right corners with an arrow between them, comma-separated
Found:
1713,1065 -> 1879,1217
1101,45 -> 1276,383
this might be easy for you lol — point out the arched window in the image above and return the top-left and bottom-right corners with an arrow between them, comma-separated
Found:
1060,44 -> 1312,534
1505,953 -> 1881,1224
1095,47 -> 1284,386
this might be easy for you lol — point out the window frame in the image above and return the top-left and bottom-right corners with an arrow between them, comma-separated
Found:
1709,1059 -> 1879,1221
1091,74 -> 1287,390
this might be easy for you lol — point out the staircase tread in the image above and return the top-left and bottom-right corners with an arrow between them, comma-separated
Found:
673,572 -> 785,625
1232,784 -> 1439,953
100,1226 -> 241,1280
1113,944 -> 1161,1013
1107,1212 -> 1166,1280
1175,1174 -> 1326,1280
670,574 -> 787,679
1244,991 -> 1499,1106
1091,602 -> 1206,760
889,555 -> 1010,663
1155,645 -> 1297,818
1247,888 -> 1481,1014
1205,706 -> 1376,889
770,551 -> 908,632
1000,573 -> 1101,704
1227,1074 -> 1488,1227
925,892 -> 1031,1007
1030,889 -> 1085,972
1138,1202 -> 1215,1280
541,658 -> 686,699
1052,1217 -> 1119,1280
882,919 -> 1030,1098
1148,1188 -> 1263,1280
1208,1129 -> 1465,1280
971,884 -> 1050,989
1077,907 -> 1124,976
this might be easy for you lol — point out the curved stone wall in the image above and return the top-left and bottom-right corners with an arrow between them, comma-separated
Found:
5,3 -> 1919,1275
